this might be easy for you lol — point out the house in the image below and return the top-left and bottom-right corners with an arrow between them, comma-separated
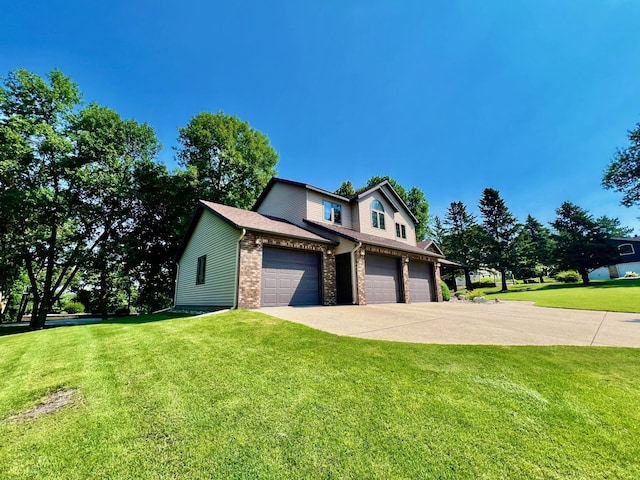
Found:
588,236 -> 640,281
173,178 -> 445,311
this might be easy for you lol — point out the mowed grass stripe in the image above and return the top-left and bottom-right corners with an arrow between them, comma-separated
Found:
1,311 -> 639,479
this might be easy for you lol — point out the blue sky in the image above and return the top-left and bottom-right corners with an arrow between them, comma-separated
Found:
3,0 -> 640,233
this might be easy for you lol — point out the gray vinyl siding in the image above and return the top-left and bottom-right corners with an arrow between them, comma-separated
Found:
175,211 -> 240,307
256,182 -> 307,227
306,191 -> 352,229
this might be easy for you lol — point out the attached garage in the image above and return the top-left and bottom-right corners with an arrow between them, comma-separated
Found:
261,247 -> 321,307
365,254 -> 401,304
408,261 -> 434,302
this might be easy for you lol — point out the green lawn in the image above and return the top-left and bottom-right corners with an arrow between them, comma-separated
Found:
1,311 -> 640,479
466,278 -> 640,313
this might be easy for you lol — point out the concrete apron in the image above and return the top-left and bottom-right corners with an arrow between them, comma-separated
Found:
258,301 -> 640,347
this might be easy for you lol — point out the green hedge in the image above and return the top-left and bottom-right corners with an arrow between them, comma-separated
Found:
440,280 -> 451,301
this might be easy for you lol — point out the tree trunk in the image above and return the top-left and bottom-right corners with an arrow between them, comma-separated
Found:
539,274 -> 544,283
464,268 -> 473,291
100,267 -> 108,320
501,269 -> 508,292
580,268 -> 590,285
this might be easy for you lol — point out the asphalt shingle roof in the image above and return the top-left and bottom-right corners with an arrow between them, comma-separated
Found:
200,200 -> 335,243
304,220 -> 444,258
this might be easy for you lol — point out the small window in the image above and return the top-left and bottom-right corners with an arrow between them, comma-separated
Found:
401,224 -> 406,239
395,223 -> 407,239
323,200 -> 342,224
619,244 -> 635,255
196,255 -> 206,284
395,223 -> 401,237
371,200 -> 385,230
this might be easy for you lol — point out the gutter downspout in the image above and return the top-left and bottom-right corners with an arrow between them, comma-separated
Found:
232,228 -> 247,310
173,263 -> 180,308
350,242 -> 362,304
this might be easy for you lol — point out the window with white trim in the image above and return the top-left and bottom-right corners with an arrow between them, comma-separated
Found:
371,200 -> 385,229
323,200 -> 342,224
619,243 -> 635,255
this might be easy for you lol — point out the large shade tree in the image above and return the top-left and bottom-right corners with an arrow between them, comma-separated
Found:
551,202 -> 619,285
175,111 -> 278,210
0,69 -> 159,328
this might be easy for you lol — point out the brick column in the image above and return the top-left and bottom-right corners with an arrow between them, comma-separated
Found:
322,250 -> 337,306
355,247 -> 367,305
237,233 -> 263,309
401,256 -> 410,303
434,262 -> 444,302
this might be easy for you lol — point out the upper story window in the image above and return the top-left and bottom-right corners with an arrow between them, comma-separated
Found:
371,200 -> 385,230
323,200 -> 342,224
196,255 -> 206,285
619,243 -> 635,255
395,223 -> 406,239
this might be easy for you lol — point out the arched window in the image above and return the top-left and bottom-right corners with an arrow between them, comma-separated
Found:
371,200 -> 385,229
619,244 -> 635,255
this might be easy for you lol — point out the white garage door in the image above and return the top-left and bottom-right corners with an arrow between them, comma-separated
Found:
365,255 -> 400,304
409,261 -> 434,302
261,247 -> 321,307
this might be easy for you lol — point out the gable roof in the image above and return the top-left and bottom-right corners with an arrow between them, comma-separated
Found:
417,240 -> 444,256
175,200 -> 335,261
304,219 -> 443,259
252,177 -> 350,211
355,181 -> 418,224
252,178 -> 418,225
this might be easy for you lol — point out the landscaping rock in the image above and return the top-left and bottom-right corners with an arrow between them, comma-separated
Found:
473,297 -> 487,304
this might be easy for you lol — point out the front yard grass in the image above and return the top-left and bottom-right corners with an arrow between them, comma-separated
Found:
1,311 -> 640,479
466,278 -> 640,313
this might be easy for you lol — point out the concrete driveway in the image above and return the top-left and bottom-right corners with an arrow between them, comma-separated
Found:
258,301 -> 640,347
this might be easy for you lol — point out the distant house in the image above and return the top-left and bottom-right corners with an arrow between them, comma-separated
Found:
588,237 -> 640,281
173,178 -> 446,310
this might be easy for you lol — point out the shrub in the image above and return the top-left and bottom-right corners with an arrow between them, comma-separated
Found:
471,278 -> 496,288
440,280 -> 451,301
63,301 -> 85,314
555,270 -> 581,283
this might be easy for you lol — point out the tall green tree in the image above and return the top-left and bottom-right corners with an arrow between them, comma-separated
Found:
358,175 -> 431,241
603,122 -> 640,208
441,201 -> 482,289
334,180 -> 355,197
478,188 -> 521,292
512,215 -> 554,282
551,202 -> 619,285
0,69 -> 159,328
176,112 -> 278,209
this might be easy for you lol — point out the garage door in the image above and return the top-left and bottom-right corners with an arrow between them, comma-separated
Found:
365,255 -> 400,304
261,247 -> 321,307
409,261 -> 434,302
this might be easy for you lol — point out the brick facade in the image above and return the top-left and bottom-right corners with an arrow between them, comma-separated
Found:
237,231 -> 337,309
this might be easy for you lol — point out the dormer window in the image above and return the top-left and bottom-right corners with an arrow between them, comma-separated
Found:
619,244 -> 635,255
371,200 -> 385,229
323,200 -> 342,224
395,223 -> 406,239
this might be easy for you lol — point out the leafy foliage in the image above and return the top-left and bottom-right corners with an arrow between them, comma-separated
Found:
176,111 -> 278,209
334,180 -> 355,197
440,280 -> 450,301
555,270 -> 581,283
595,215 -> 635,237
603,122 -> 640,208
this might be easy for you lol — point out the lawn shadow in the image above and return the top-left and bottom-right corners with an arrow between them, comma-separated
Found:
0,313 -> 194,338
